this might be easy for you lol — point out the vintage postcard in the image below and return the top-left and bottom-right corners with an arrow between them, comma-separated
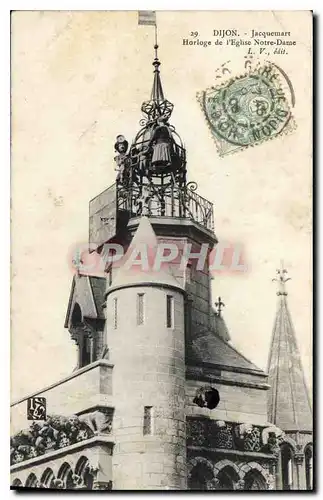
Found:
11,11 -> 313,490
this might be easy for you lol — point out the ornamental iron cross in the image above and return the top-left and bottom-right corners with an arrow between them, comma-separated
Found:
272,260 -> 291,296
215,296 -> 225,316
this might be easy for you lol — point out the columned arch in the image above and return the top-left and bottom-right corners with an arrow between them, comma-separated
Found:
239,462 -> 270,490
216,466 -> 240,490
281,435 -> 297,452
74,456 -> 94,490
40,468 -> 55,488
25,473 -> 39,488
304,444 -> 313,490
188,457 -> 215,490
280,443 -> 294,490
12,478 -> 22,487
188,456 -> 214,477
214,459 -> 242,479
244,470 -> 267,490
58,462 -> 74,489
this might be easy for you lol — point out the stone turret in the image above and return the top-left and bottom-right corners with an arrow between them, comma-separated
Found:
105,217 -> 187,490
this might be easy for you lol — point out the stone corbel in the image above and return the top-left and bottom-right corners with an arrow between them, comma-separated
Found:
235,423 -> 253,440
262,425 -> 285,451
69,326 -> 81,344
79,409 -> 113,435
69,323 -> 95,343
88,463 -> 100,476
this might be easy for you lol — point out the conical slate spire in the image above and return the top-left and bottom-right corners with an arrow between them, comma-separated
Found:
267,265 -> 312,431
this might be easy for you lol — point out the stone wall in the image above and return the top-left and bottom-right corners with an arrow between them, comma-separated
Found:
106,284 -> 186,490
11,361 -> 113,435
186,375 -> 269,426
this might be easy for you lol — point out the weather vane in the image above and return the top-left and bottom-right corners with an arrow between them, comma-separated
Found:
272,260 -> 291,296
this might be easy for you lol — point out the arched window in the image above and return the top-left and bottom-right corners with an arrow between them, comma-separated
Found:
75,456 -> 94,490
71,303 -> 82,326
244,470 -> 267,490
25,473 -> 39,488
58,462 -> 74,490
305,445 -> 313,490
40,468 -> 55,488
281,444 -> 294,490
80,335 -> 92,367
12,478 -> 22,488
188,462 -> 214,490
71,303 -> 95,368
217,466 -> 239,490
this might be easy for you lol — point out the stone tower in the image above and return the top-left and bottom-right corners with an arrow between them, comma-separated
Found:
11,26 -> 304,492
100,40 -> 216,490
267,264 -> 313,490
105,217 -> 186,489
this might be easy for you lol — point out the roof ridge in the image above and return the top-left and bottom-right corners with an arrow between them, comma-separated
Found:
216,330 -> 263,371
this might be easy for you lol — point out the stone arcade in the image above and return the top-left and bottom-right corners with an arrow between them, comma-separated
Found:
10,35 -> 312,491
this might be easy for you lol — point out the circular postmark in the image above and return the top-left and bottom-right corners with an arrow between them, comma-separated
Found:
204,65 -> 292,148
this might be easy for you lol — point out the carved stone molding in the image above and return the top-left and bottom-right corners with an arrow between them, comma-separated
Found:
233,479 -> 245,490
79,409 -> 113,435
265,474 -> 276,490
10,414 -> 95,465
187,417 -> 280,454
93,480 -> 113,491
52,478 -> 64,489
72,473 -> 85,489
294,453 -> 305,465
206,478 -> 220,490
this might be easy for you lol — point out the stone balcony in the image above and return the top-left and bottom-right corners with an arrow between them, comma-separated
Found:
11,436 -> 113,489
10,360 -> 114,489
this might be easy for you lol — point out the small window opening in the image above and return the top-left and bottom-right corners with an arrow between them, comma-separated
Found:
80,335 -> 92,367
137,293 -> 145,325
166,295 -> 174,328
143,406 -> 153,435
108,267 -> 113,286
113,297 -> 118,329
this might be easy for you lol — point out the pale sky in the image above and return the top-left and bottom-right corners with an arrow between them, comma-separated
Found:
11,11 -> 312,401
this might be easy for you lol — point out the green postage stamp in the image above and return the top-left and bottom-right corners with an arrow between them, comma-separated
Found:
198,63 -> 296,157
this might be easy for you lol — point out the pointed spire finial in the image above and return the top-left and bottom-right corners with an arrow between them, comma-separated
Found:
215,296 -> 225,316
151,25 -> 165,102
140,16 -> 174,120
154,23 -> 158,59
272,260 -> 291,296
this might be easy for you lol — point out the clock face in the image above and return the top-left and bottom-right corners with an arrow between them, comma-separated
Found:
89,184 -> 117,250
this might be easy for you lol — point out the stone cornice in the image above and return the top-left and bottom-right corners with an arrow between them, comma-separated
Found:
128,215 -> 218,246
186,368 -> 270,390
11,360 -> 114,407
186,361 -> 268,379
188,445 -> 277,460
